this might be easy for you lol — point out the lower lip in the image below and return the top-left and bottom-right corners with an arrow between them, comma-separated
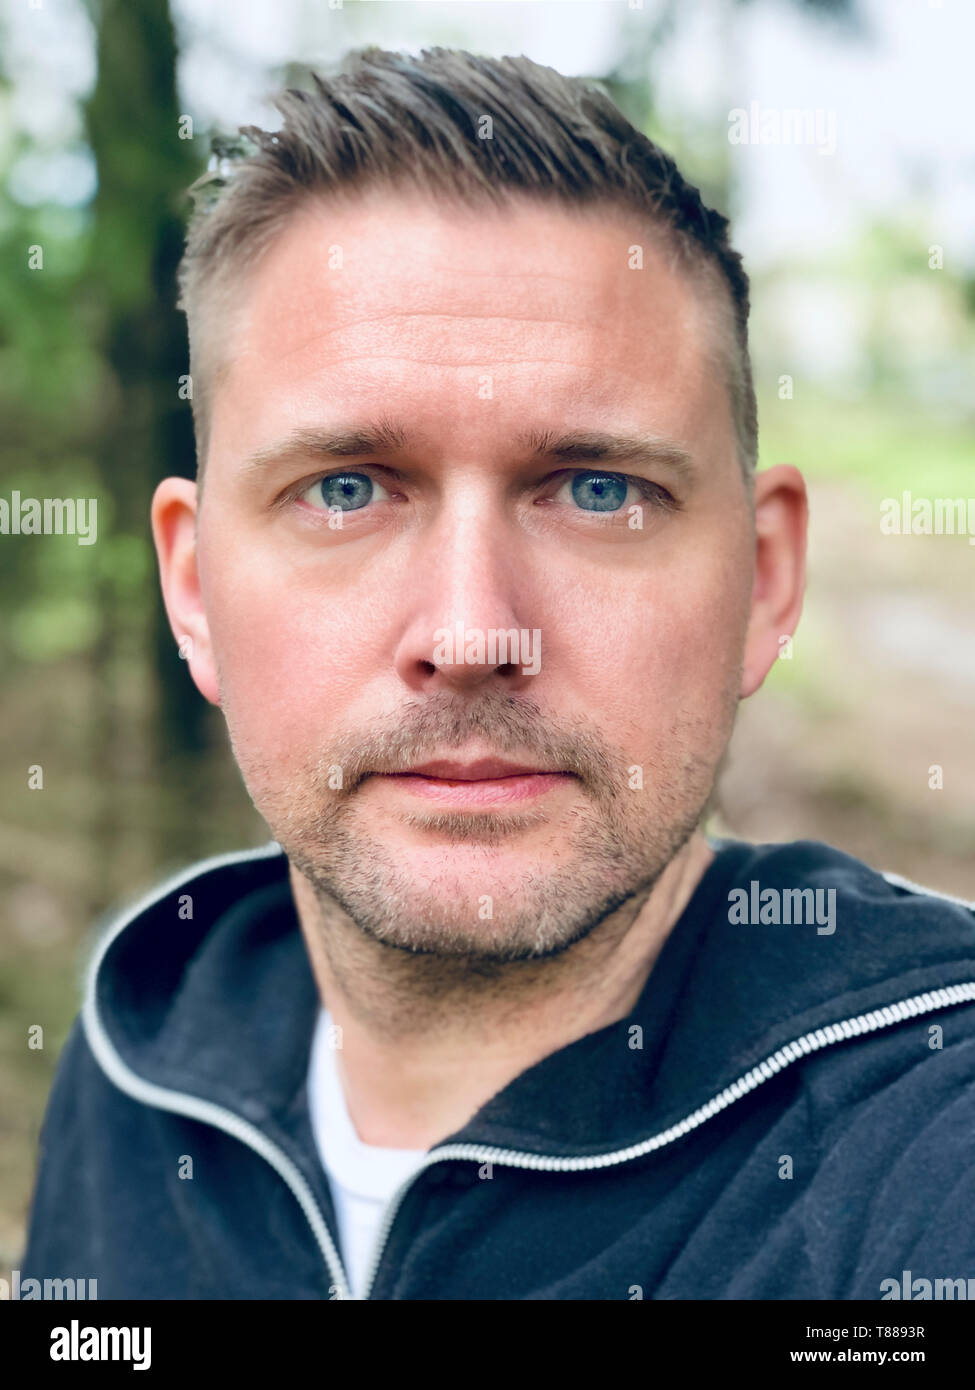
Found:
375,772 -> 573,807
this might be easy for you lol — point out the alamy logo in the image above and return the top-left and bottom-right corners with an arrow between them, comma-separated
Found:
0,1269 -> 97,1300
728,881 -> 836,935
50,1320 -> 151,1371
0,491 -> 98,544
880,492 -> 975,543
432,622 -> 541,675
881,1271 -> 975,1300
728,101 -> 836,155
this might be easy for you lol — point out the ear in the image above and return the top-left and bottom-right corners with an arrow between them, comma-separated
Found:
740,464 -> 808,699
151,477 -> 220,706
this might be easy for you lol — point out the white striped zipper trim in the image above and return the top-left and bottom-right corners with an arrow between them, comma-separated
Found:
358,981 -> 975,1298
83,959 -> 975,1300
81,843 -> 353,1300
83,1000 -> 353,1299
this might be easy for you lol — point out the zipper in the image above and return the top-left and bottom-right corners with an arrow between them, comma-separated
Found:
81,842 -> 355,1302
79,843 -> 975,1300
83,997 -> 354,1299
84,967 -> 975,1299
358,981 -> 975,1299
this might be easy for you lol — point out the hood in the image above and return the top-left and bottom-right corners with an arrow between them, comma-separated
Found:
81,838 -> 975,1161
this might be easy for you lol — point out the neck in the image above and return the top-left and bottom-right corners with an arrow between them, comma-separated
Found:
291,830 -> 714,1150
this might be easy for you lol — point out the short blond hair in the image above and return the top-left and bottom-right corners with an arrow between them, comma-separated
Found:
177,46 -> 757,480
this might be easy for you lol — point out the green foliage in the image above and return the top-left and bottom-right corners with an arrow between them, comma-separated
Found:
759,387 -> 974,498
8,595 -> 101,662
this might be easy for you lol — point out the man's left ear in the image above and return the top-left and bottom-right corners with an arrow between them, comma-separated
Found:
740,464 -> 808,699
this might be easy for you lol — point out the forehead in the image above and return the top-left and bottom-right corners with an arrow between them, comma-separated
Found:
206,189 -> 732,471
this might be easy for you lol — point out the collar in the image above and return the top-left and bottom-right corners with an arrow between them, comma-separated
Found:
83,838 -> 975,1161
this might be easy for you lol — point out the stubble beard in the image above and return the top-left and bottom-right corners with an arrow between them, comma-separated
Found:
223,687 -> 737,966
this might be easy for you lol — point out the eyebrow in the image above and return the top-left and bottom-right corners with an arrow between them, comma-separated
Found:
240,420 -> 411,475
240,421 -> 696,480
517,428 -> 696,480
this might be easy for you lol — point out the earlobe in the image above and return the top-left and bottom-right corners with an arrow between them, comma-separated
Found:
739,465 -> 808,700
150,477 -> 221,707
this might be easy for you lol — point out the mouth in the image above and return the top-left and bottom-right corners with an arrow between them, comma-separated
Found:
371,757 -> 576,808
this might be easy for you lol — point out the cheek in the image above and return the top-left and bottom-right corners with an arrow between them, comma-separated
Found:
573,547 -> 750,749
201,541 -> 378,765
648,583 -> 748,699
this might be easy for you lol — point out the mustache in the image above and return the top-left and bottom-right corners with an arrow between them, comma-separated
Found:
312,690 -> 625,800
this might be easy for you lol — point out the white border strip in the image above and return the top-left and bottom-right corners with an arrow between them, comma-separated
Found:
881,869 -> 975,911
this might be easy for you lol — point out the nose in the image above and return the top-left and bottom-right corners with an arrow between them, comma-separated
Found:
392,495 -> 540,696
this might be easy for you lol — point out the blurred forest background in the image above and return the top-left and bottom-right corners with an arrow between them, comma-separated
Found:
1,0 -> 973,1272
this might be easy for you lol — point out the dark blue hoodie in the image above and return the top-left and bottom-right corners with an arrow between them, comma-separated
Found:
19,837 -> 975,1300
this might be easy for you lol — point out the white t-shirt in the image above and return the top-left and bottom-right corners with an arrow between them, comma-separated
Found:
307,1006 -> 428,1299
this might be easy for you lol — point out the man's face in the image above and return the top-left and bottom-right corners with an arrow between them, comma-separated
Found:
190,191 -> 757,960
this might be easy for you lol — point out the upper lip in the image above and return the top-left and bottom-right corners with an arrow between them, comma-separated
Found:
386,759 -> 564,781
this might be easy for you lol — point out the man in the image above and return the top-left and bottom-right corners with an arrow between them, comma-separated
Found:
21,46 -> 975,1301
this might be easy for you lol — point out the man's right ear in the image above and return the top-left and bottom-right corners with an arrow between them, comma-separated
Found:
151,478 -> 221,706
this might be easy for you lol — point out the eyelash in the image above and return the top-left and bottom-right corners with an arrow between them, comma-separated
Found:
289,467 -> 680,518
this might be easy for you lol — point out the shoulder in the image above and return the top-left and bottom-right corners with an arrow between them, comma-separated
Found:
81,841 -> 290,995
718,836 -> 975,946
723,836 -> 974,908
796,1020 -> 975,1293
87,841 -> 288,946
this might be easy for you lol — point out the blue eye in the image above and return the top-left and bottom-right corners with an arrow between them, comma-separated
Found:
319,473 -> 373,511
299,472 -> 392,512
569,472 -> 629,512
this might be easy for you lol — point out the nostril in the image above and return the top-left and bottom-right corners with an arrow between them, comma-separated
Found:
418,659 -> 437,676
497,663 -> 518,677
